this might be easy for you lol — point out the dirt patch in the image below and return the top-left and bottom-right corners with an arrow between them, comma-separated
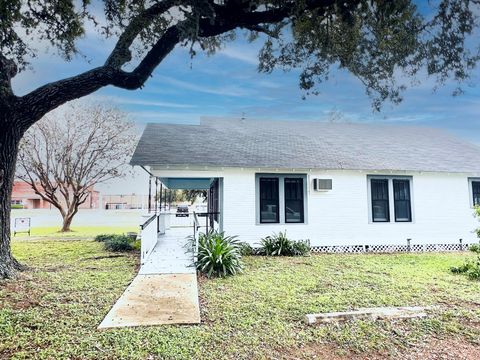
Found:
278,338 -> 480,360
0,277 -> 43,310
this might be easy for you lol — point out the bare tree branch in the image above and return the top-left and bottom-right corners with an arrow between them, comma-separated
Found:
16,102 -> 136,231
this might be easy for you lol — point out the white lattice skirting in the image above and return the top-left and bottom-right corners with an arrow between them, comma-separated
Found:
309,243 -> 477,254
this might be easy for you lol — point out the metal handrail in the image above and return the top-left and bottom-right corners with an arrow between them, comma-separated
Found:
140,213 -> 157,230
193,211 -> 200,231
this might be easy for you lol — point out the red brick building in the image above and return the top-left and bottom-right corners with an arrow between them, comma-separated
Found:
11,181 -> 100,209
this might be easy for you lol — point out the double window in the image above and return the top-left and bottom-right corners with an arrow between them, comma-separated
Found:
258,175 -> 306,224
369,177 -> 412,223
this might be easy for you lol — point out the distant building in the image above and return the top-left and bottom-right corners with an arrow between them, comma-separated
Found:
102,194 -> 149,210
11,181 -> 99,209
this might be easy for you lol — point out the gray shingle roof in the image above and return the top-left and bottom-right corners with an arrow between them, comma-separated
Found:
130,117 -> 480,173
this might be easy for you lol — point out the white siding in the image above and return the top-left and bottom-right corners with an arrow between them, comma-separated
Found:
150,167 -> 479,246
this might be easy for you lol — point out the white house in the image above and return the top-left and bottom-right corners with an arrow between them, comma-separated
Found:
130,117 -> 480,252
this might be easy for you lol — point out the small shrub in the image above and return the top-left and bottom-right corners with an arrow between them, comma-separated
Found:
94,234 -> 113,242
258,231 -> 311,256
453,208 -> 480,280
194,231 -> 243,278
291,239 -> 311,256
259,231 -> 291,256
451,257 -> 480,280
469,243 -> 480,254
450,261 -> 474,274
104,235 -> 135,252
132,239 -> 141,251
238,242 -> 254,256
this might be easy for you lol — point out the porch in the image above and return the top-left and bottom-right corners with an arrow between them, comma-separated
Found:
139,174 -> 223,273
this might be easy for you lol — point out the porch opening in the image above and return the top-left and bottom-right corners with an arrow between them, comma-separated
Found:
139,174 -> 223,268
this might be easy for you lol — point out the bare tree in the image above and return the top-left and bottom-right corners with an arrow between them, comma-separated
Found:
16,103 -> 136,232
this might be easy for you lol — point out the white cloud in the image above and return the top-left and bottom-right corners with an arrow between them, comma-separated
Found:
156,75 -> 251,97
218,46 -> 259,65
91,95 -> 196,108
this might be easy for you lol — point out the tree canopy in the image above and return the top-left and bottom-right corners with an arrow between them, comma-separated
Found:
1,0 -> 479,113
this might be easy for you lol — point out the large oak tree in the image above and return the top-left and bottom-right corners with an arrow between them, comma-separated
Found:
0,0 -> 479,278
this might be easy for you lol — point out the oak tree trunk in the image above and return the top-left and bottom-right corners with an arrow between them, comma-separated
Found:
0,114 -> 26,278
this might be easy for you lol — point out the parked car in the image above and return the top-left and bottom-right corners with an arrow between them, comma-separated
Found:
176,205 -> 189,217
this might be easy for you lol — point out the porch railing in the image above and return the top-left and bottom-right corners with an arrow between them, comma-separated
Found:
140,213 -> 165,264
192,211 -> 220,260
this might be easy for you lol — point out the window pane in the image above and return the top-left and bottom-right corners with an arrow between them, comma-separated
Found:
473,181 -> 480,206
371,179 -> 389,222
393,179 -> 411,222
260,178 -> 279,223
285,178 -> 304,223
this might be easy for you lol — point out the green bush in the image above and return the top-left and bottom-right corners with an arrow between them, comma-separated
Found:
291,239 -> 311,256
195,231 -> 243,278
469,243 -> 480,254
103,234 -> 135,252
95,233 -> 139,252
452,208 -> 480,280
238,242 -> 254,256
450,261 -> 475,274
258,231 -> 310,256
451,257 -> 480,280
132,239 -> 141,251
94,234 -> 114,242
11,204 -> 23,209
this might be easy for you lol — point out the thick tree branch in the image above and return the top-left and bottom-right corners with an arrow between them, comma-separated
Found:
18,0 -> 337,127
105,0 -> 181,68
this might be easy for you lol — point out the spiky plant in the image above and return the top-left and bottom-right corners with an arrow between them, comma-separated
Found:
195,231 -> 243,278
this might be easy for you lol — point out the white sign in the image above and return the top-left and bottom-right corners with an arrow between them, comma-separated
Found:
14,218 -> 31,236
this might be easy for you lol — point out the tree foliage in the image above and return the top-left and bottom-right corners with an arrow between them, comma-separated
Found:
183,189 -> 208,204
1,1 -> 479,111
16,102 -> 136,232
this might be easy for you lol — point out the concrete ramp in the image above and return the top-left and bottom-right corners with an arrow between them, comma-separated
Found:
98,273 -> 200,328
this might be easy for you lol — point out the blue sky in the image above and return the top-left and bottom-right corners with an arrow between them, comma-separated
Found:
12,12 -> 480,146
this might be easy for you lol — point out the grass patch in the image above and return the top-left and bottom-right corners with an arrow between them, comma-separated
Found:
2,240 -> 480,359
14,225 -> 138,238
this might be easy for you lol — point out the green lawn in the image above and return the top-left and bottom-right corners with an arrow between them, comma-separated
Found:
15,225 -> 139,238
1,240 -> 480,359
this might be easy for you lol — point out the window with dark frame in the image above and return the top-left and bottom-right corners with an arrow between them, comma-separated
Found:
473,181 -> 480,207
259,178 -> 279,223
393,179 -> 412,222
284,178 -> 304,223
371,179 -> 390,222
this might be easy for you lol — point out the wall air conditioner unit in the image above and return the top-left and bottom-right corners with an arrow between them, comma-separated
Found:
313,178 -> 332,191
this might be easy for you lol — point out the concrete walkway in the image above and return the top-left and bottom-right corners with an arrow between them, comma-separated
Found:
140,227 -> 195,275
98,227 -> 200,329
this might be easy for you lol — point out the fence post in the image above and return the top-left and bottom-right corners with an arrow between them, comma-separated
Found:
407,238 -> 411,252
459,238 -> 463,251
